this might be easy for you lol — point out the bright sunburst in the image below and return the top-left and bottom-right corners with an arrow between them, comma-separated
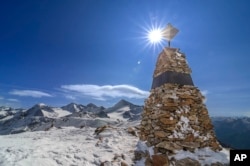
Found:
144,26 -> 165,52
147,28 -> 163,44
137,18 -> 167,52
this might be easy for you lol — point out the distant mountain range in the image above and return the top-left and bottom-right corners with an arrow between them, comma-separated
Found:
0,100 -> 143,135
211,117 -> 250,149
1,100 -> 250,149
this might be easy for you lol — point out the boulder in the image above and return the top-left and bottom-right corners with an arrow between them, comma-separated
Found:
152,154 -> 169,166
156,141 -> 182,151
175,158 -> 201,166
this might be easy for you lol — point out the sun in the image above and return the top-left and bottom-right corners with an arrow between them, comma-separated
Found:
147,28 -> 163,44
138,20 -> 166,52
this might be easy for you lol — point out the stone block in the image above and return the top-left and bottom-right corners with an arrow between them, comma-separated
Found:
154,131 -> 170,138
160,118 -> 177,125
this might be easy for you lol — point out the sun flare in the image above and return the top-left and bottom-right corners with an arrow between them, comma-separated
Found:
141,22 -> 166,51
147,28 -> 163,44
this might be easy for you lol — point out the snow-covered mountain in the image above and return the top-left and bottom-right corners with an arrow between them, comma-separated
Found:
0,106 -> 23,119
62,103 -> 109,119
0,100 -> 141,135
85,103 -> 106,113
105,99 -> 143,121
0,100 -> 143,165
26,103 -> 71,118
61,103 -> 86,112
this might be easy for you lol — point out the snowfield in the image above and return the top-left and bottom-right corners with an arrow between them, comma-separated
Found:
0,126 -> 139,166
0,102 -> 230,166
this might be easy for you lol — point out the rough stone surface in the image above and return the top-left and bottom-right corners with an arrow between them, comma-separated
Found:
144,155 -> 169,166
154,131 -> 170,138
152,155 -> 169,166
137,47 -> 224,165
156,141 -> 182,152
175,157 -> 201,166
153,48 -> 192,77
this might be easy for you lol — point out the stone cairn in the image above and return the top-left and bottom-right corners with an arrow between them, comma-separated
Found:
137,47 -> 223,165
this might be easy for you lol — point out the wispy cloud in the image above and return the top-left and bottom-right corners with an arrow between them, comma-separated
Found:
201,90 -> 209,96
64,95 -> 76,100
7,98 -> 19,102
61,84 -> 149,101
9,90 -> 52,98
0,96 -> 3,100
201,90 -> 209,103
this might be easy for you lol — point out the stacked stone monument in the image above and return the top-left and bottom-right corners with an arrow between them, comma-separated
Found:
137,24 -> 223,165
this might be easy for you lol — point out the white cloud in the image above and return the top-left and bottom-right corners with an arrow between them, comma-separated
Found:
201,90 -> 209,96
201,90 -> 209,103
7,98 -> 19,102
0,96 -> 3,100
9,90 -> 52,98
61,84 -> 149,101
65,95 -> 76,100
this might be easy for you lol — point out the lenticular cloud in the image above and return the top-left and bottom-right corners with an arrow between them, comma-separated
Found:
61,84 -> 149,100
9,90 -> 52,98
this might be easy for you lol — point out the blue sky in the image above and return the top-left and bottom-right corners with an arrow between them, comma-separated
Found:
0,0 -> 250,116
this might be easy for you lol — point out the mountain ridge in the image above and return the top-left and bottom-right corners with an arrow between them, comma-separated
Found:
1,101 -> 250,149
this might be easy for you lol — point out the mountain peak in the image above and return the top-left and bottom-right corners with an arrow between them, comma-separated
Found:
86,103 -> 97,108
104,99 -> 135,114
36,103 -> 46,107
114,99 -> 133,108
68,102 -> 78,106
61,103 -> 84,113
0,106 -> 12,111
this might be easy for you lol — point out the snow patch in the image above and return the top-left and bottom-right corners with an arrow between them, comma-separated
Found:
40,108 -> 71,118
135,141 -> 148,153
172,147 -> 229,165
108,106 -> 130,121
135,141 -> 154,157
135,141 -> 155,166
169,115 -> 200,139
